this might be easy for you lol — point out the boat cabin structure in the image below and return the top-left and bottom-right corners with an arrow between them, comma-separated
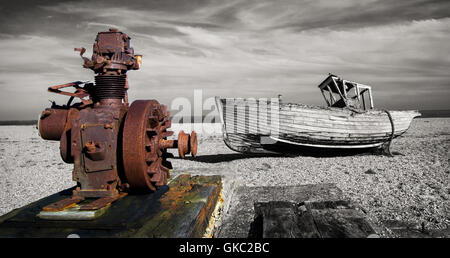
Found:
318,74 -> 374,111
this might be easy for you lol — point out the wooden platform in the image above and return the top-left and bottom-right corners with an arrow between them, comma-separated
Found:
218,183 -> 379,238
250,200 -> 377,238
0,174 -> 222,238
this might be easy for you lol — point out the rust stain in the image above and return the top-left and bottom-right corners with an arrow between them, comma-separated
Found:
135,174 -> 223,237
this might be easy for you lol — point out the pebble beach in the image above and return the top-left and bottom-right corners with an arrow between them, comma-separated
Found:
0,118 -> 449,237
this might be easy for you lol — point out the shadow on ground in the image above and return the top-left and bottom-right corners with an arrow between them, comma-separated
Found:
177,147 -> 402,164
179,153 -> 284,163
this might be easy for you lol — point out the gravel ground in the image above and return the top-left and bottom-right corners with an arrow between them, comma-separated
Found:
0,126 -> 73,215
170,118 -> 450,234
0,118 -> 449,235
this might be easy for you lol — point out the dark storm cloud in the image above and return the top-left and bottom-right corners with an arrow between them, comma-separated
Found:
0,0 -> 449,120
2,0 -> 449,37
268,0 -> 450,31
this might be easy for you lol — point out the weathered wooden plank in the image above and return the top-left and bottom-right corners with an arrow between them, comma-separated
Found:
252,200 -> 377,238
278,134 -> 390,143
280,123 -> 394,134
224,133 -> 392,150
221,98 -> 417,115
288,115 -> 412,127
295,204 -> 324,238
305,201 -> 376,238
225,103 -> 415,123
254,202 -> 321,238
226,129 -> 399,139
255,202 -> 301,238
227,124 -> 402,138
287,119 -> 412,130
226,110 -> 412,132
222,184 -> 344,238
260,117 -> 409,133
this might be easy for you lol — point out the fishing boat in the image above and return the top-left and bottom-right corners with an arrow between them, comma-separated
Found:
215,74 -> 420,154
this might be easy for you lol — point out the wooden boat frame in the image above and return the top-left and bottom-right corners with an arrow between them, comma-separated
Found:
215,74 -> 421,154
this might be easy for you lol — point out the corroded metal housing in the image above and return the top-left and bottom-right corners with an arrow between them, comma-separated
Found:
38,29 -> 196,210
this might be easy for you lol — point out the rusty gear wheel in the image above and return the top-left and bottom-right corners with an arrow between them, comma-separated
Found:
122,100 -> 173,193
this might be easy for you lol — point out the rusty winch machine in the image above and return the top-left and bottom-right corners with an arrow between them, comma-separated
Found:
38,28 -> 197,211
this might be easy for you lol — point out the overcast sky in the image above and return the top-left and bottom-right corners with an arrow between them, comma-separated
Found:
0,0 -> 449,120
